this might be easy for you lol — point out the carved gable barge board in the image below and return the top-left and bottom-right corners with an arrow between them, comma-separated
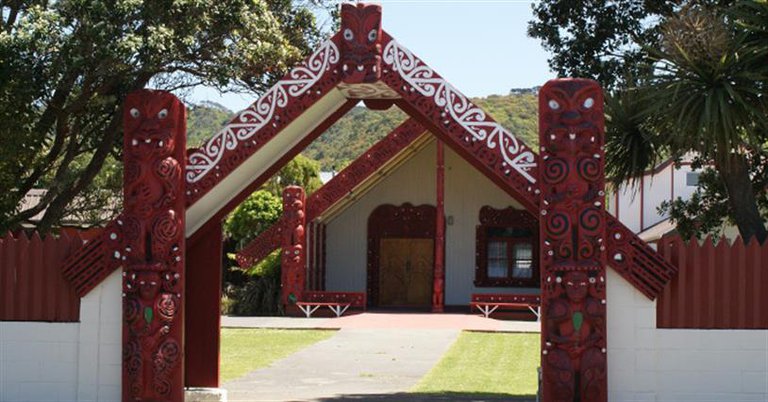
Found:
186,99 -> 356,246
184,33 -> 349,238
379,31 -> 676,299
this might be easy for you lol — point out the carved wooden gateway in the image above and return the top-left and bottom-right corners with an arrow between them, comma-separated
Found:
58,3 -> 679,401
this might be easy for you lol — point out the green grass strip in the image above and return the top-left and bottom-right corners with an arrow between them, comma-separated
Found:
412,331 -> 540,398
220,328 -> 336,382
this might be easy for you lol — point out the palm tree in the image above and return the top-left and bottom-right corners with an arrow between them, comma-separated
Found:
630,4 -> 768,243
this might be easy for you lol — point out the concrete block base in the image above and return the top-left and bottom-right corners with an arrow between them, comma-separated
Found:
185,387 -> 227,402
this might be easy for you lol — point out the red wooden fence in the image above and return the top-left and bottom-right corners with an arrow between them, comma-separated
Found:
656,235 -> 768,329
0,231 -> 87,321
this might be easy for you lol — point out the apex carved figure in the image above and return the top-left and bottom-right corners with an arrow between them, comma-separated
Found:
121,90 -> 186,402
538,79 -> 607,402
340,2 -> 383,83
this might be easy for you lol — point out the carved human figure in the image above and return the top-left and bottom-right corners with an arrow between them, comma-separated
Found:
281,186 -> 306,310
340,2 -> 382,83
544,271 -> 606,402
122,90 -> 186,402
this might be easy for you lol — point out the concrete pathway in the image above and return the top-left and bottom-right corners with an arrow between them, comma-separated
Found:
224,328 -> 461,401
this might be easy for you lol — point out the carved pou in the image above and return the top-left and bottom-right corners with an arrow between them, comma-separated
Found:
340,2 -> 382,83
280,186 -> 306,312
538,79 -> 607,402
122,90 -> 186,402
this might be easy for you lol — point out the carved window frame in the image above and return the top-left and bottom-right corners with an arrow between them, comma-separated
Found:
475,206 -> 539,288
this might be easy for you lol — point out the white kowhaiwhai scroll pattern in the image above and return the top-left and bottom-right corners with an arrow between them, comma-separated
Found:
185,40 -> 340,184
382,39 -> 537,183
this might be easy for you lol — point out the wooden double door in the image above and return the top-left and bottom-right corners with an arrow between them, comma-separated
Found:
378,238 -> 434,307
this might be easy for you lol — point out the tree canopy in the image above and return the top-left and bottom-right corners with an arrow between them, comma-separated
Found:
530,0 -> 768,242
0,0 -> 331,233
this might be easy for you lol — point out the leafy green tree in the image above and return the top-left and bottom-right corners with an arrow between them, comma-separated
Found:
224,189 -> 282,248
531,1 -> 768,242
641,5 -> 768,242
0,0 -> 330,233
264,154 -> 323,196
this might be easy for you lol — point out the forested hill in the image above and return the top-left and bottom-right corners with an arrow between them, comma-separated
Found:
186,91 -> 539,170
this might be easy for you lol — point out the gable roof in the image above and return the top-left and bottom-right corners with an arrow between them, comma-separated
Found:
63,3 -> 676,299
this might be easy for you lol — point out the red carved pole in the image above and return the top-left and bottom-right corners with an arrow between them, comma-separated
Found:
121,90 -> 186,402
538,79 -> 607,402
433,140 -> 445,313
281,186 -> 306,314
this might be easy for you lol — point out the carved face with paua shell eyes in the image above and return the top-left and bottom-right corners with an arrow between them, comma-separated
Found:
540,79 -> 604,138
340,2 -> 382,84
124,90 -> 184,158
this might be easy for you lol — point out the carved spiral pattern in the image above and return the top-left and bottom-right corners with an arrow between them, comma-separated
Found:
156,158 -> 179,179
156,295 -> 177,321
579,208 -> 602,233
578,157 -> 601,182
152,211 -> 179,245
543,158 -> 569,184
153,379 -> 171,397
124,298 -> 140,322
579,240 -> 596,260
547,213 -> 570,238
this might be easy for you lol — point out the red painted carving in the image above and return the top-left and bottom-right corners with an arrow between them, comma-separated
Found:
366,203 -> 436,307
236,217 -> 285,268
61,217 -> 124,297
475,206 -> 539,287
121,90 -> 186,402
538,79 -> 607,402
236,118 -> 425,267
184,36 -> 342,204
280,186 -> 306,311
340,3 -> 382,84
379,33 -> 538,212
606,219 -> 677,299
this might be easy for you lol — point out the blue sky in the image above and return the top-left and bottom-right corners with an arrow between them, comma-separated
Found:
188,1 -> 554,112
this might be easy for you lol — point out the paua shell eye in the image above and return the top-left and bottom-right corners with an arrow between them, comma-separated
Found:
158,109 -> 168,119
583,97 -> 595,109
548,100 -> 560,110
344,28 -> 353,41
367,29 -> 377,42
130,108 -> 140,118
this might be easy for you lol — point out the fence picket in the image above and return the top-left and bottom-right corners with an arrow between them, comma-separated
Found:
657,235 -> 767,329
0,231 -> 85,321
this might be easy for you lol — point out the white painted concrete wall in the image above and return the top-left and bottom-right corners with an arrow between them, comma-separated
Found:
607,269 -> 768,401
0,270 -> 122,402
325,141 -> 532,305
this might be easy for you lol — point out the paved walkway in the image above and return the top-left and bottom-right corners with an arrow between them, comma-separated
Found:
224,328 -> 460,401
221,313 -> 539,401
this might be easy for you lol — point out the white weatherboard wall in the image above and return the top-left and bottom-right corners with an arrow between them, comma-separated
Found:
607,269 -> 768,401
324,140 -> 533,305
0,270 -> 122,402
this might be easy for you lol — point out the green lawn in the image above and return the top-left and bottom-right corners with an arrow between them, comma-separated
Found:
219,328 -> 336,382
412,331 -> 540,398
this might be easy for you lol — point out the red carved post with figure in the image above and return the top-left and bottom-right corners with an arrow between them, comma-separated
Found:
281,186 -> 306,313
538,79 -> 607,402
121,90 -> 186,402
